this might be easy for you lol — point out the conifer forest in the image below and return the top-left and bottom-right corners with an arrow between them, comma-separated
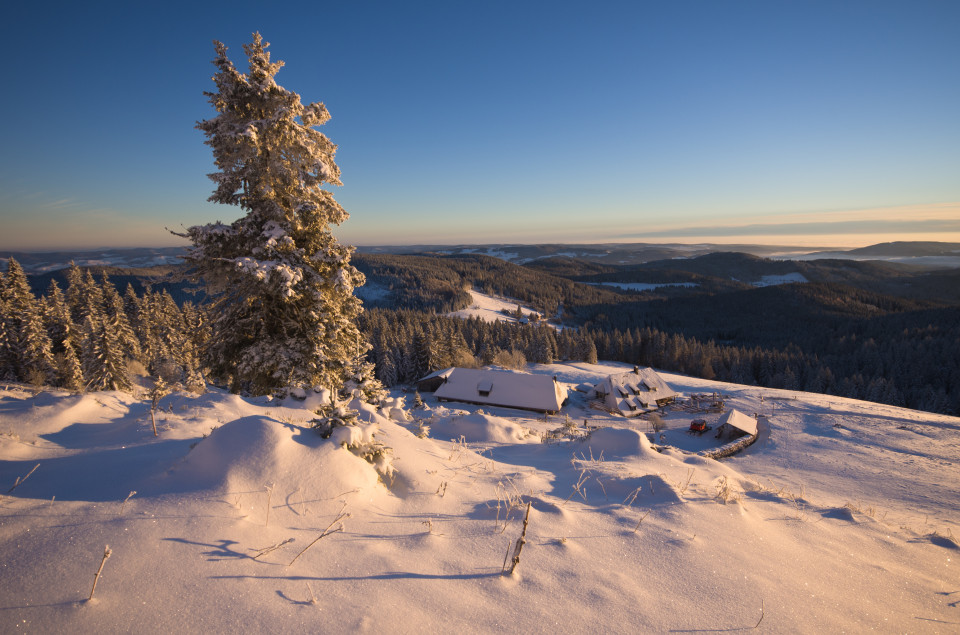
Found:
4,248 -> 958,416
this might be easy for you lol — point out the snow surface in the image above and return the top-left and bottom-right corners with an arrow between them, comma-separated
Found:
447,289 -> 541,324
353,281 -> 391,303
754,273 -> 808,287
1,362 -> 958,633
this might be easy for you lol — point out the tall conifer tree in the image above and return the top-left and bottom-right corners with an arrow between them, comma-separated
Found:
182,33 -> 368,396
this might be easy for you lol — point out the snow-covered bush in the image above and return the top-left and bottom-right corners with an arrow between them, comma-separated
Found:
340,357 -> 387,405
311,401 -> 395,481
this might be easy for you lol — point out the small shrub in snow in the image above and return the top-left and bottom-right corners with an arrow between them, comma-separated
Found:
148,377 -> 169,437
647,413 -> 665,435
416,418 -> 431,439
714,476 -> 741,504
311,402 -> 395,481
543,415 -> 587,443
311,402 -> 360,435
492,349 -> 526,371
340,358 -> 387,405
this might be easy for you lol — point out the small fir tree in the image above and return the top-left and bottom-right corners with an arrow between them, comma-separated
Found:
19,308 -> 57,387
180,33 -> 367,396
101,274 -> 142,363
341,355 -> 387,405
0,270 -> 18,381
58,338 -> 85,391
81,315 -> 133,392
43,280 -> 77,354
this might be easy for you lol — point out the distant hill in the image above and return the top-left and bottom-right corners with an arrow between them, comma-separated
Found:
1,247 -> 187,274
840,241 -> 960,257
356,242 -> 826,265
6,240 -> 960,275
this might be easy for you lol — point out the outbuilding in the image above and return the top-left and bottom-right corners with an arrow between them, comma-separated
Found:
416,368 -> 455,393
714,409 -> 758,440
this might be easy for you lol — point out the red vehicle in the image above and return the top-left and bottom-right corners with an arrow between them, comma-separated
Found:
689,419 -> 711,435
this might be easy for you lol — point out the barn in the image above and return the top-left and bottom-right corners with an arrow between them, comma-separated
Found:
714,409 -> 758,440
427,368 -> 568,413
416,368 -> 455,393
590,366 -> 678,417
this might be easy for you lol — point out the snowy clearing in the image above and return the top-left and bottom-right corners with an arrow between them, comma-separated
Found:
446,289 -> 542,324
754,273 -> 809,287
592,282 -> 700,291
1,362 -> 958,633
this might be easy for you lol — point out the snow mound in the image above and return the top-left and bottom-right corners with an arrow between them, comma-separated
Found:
584,427 -> 656,460
430,412 -> 532,443
165,416 -> 380,497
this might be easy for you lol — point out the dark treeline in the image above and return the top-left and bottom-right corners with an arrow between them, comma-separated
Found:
28,265 -> 203,307
362,306 -> 958,415
359,309 -> 598,387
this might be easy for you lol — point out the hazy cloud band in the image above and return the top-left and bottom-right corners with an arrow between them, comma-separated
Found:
625,218 -> 960,239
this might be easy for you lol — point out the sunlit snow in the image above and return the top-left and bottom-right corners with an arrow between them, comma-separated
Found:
1,361 -> 957,632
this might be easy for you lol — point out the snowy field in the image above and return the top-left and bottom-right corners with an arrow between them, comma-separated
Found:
1,361 -> 958,633
593,282 -> 700,291
447,289 -> 542,323
753,273 -> 809,287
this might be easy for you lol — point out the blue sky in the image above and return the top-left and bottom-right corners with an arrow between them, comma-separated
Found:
2,0 -> 958,251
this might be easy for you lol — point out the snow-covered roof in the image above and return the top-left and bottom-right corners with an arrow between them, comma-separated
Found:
592,367 -> 677,415
717,409 -> 758,436
417,368 -> 455,383
433,368 -> 567,413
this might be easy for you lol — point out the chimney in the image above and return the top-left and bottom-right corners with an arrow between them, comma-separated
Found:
633,366 -> 639,375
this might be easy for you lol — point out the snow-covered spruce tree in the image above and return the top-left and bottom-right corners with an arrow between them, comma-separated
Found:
101,274 -> 142,364
341,355 -> 387,404
81,314 -> 133,392
181,33 -> 370,396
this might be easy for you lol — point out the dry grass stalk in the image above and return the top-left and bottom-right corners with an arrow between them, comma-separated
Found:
7,463 -> 40,494
504,502 -> 532,576
88,545 -> 113,601
264,484 -> 274,527
287,503 -> 349,568
678,468 -> 695,495
563,470 -> 590,506
633,509 -> 651,533
252,538 -> 295,560
119,491 -> 137,515
623,486 -> 642,507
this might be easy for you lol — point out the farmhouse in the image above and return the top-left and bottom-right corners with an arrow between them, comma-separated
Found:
426,368 -> 568,413
591,366 -> 677,417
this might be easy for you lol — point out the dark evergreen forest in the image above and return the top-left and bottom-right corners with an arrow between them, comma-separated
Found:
354,252 -> 960,415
